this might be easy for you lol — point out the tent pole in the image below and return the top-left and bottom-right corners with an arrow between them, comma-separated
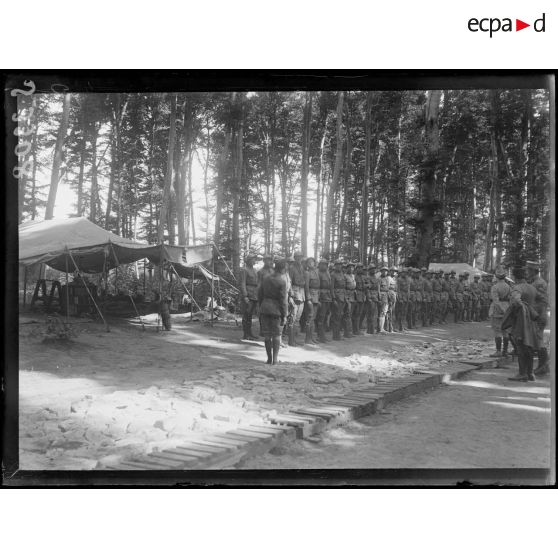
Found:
168,262 -> 203,313
65,252 -> 70,325
67,250 -> 110,332
143,258 -> 147,296
212,242 -> 236,281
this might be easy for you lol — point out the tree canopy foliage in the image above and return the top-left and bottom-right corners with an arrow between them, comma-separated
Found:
18,89 -> 551,276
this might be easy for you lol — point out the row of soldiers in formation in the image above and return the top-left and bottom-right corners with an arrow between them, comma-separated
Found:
239,252 -> 496,346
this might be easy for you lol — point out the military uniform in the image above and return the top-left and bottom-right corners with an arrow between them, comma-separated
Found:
462,277 -> 472,321
489,277 -> 511,356
330,266 -> 346,340
454,277 -> 465,322
421,273 -> 433,326
431,273 -> 442,324
343,267 -> 356,338
480,276 -> 492,320
505,279 -> 539,381
378,270 -> 391,333
528,266 -> 549,375
412,272 -> 423,328
304,262 -> 321,345
408,272 -> 419,328
316,264 -> 333,342
396,272 -> 411,331
239,262 -> 259,339
353,267 -> 366,335
448,274 -> 458,322
470,278 -> 482,321
440,274 -> 450,324
288,259 -> 308,345
365,268 -> 380,334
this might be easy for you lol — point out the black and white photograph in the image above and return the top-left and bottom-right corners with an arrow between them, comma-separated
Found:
4,72 -> 555,485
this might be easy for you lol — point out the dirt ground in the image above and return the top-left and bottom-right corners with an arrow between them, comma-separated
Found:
239,368 -> 552,469
18,311 -> 553,470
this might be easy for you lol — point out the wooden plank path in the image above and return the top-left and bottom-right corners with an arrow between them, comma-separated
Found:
106,355 -> 511,471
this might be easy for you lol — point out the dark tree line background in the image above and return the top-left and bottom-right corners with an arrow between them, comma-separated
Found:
17,89 -> 551,278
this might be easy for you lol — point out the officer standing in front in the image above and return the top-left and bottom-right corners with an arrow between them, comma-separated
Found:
239,253 -> 259,340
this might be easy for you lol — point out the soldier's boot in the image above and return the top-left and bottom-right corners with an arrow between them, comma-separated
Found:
288,325 -> 297,347
535,347 -> 549,376
305,323 -> 318,345
490,337 -> 503,358
272,336 -> 281,365
264,339 -> 273,364
318,323 -> 328,343
332,322 -> 342,340
246,320 -> 259,341
502,336 -> 509,357
359,312 -> 367,331
352,315 -> 362,335
378,315 -> 387,334
242,316 -> 250,339
344,318 -> 353,338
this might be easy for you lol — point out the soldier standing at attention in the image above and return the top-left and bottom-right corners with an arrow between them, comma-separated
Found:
378,266 -> 390,334
288,251 -> 308,346
358,264 -> 371,332
421,269 -> 433,326
454,273 -> 464,323
281,255 -> 295,347
503,266 -> 539,382
408,268 -> 418,329
411,268 -> 423,329
463,271 -> 473,321
386,267 -> 398,333
448,270 -> 458,323
489,266 -> 511,358
258,253 -> 274,285
239,253 -> 259,340
396,268 -> 411,332
353,263 -> 366,335
304,257 -> 321,345
343,262 -> 356,338
366,264 -> 380,334
527,261 -> 549,376
316,259 -> 333,343
440,271 -> 450,324
258,258 -> 288,365
470,274 -> 482,322
480,274 -> 492,321
330,260 -> 346,341
431,269 -> 442,324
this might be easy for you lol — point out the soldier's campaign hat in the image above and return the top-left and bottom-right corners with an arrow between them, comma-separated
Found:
294,251 -> 304,258
285,254 -> 295,262
463,271 -> 470,276
355,262 -> 363,268
334,259 -> 343,265
263,253 -> 273,260
450,269 -> 456,275
390,266 -> 398,272
380,265 -> 389,271
494,265 -> 506,279
368,263 -> 377,269
245,253 -> 257,261
345,261 -> 355,268
306,256 -> 316,262
318,258 -> 328,265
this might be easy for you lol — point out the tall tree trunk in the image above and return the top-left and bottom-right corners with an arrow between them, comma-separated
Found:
300,92 -> 313,256
89,122 -> 99,223
324,91 -> 344,255
177,96 -> 193,245
157,94 -> 177,243
202,118 -> 211,242
336,103 -> 352,256
214,93 -> 234,246
360,92 -> 372,263
45,93 -> 71,220
414,90 -> 442,267
232,95 -> 244,278
314,127 -> 327,259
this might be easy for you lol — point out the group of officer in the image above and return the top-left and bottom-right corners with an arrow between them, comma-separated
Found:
239,253 -> 498,347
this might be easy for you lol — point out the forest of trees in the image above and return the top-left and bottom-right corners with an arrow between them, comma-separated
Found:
17,89 -> 551,278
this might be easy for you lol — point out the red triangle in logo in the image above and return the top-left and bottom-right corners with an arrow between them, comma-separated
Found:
516,19 -> 530,31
